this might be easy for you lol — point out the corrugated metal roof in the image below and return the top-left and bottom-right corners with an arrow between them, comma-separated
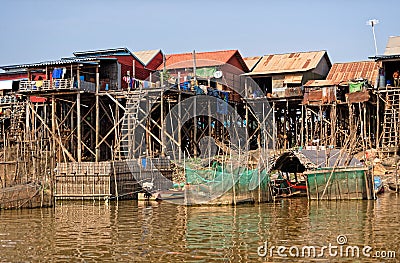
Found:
158,50 -> 248,72
384,36 -> 400,56
73,47 -> 131,57
371,54 -> 400,60
133,49 -> 161,66
72,47 -> 144,66
326,61 -> 379,86
0,57 -> 117,70
248,50 -> 327,75
304,80 -> 335,87
243,56 -> 262,71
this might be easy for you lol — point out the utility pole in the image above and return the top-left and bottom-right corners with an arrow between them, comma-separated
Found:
367,19 -> 380,56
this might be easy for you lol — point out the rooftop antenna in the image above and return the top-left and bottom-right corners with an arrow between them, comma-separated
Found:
367,19 -> 379,56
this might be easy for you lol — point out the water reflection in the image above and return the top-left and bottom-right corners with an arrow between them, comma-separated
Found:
0,195 -> 399,262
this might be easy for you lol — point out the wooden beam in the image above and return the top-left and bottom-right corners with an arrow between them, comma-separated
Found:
178,72 -> 181,162
96,67 -> 100,162
142,108 -> 179,147
77,66 -> 82,162
105,92 -> 126,111
161,90 -> 166,156
28,103 -> 75,162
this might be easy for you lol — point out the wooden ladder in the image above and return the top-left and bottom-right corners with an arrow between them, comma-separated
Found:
381,89 -> 400,155
118,90 -> 144,159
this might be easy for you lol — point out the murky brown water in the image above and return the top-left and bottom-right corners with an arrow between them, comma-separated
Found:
0,194 -> 399,262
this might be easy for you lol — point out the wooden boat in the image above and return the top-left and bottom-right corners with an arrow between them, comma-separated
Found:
388,182 -> 400,192
156,190 -> 185,201
270,176 -> 307,198
137,192 -> 160,201
374,176 -> 384,195
138,190 -> 185,202
270,151 -> 315,198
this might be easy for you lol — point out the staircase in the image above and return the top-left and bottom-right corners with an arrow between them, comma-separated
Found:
117,91 -> 144,159
381,88 -> 400,155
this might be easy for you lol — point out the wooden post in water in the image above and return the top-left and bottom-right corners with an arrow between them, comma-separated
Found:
70,101 -> 75,158
284,100 -> 288,149
95,66 -> 100,162
376,91 -> 380,155
301,104 -> 304,148
161,89 -> 166,156
395,161 -> 399,193
331,104 -> 337,147
178,72 -> 182,162
272,101 -> 276,151
114,101 -> 119,160
51,95 -> 57,202
146,99 -> 151,157
77,67 -> 82,162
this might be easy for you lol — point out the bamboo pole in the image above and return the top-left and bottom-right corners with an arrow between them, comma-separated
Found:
77,67 -> 82,162
396,160 -> 398,193
178,72 -> 182,162
208,99 -> 212,140
319,105 -> 323,148
147,99 -> 151,157
32,103 -> 37,182
193,96 -> 197,157
272,101 -> 276,151
301,104 -> 304,148
284,100 -> 288,149
25,102 -> 30,183
245,101 -> 249,151
161,90 -> 166,156
331,104 -> 337,147
95,66 -> 100,162
376,91 -> 380,154
71,102 -> 75,157
115,101 -> 120,160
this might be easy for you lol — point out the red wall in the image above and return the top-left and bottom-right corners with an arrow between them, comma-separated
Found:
108,55 -> 157,89
0,72 -> 28,81
227,55 -> 248,73
146,52 -> 163,71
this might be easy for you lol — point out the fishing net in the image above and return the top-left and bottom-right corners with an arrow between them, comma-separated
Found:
185,162 -> 269,204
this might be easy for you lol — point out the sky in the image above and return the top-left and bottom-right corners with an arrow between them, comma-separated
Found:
0,0 -> 399,68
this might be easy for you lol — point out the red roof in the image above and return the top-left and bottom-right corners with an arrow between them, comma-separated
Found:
157,50 -> 248,72
326,61 -> 379,86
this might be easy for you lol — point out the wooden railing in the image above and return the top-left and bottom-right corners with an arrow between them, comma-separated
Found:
19,79 -> 75,92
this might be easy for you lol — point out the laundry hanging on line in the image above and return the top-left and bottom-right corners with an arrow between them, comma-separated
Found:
52,68 -> 66,79
52,68 -> 62,79
123,76 -> 155,89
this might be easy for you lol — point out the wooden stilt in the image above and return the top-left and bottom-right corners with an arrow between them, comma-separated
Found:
178,72 -> 182,162
95,66 -> 100,162
77,67 -> 82,162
